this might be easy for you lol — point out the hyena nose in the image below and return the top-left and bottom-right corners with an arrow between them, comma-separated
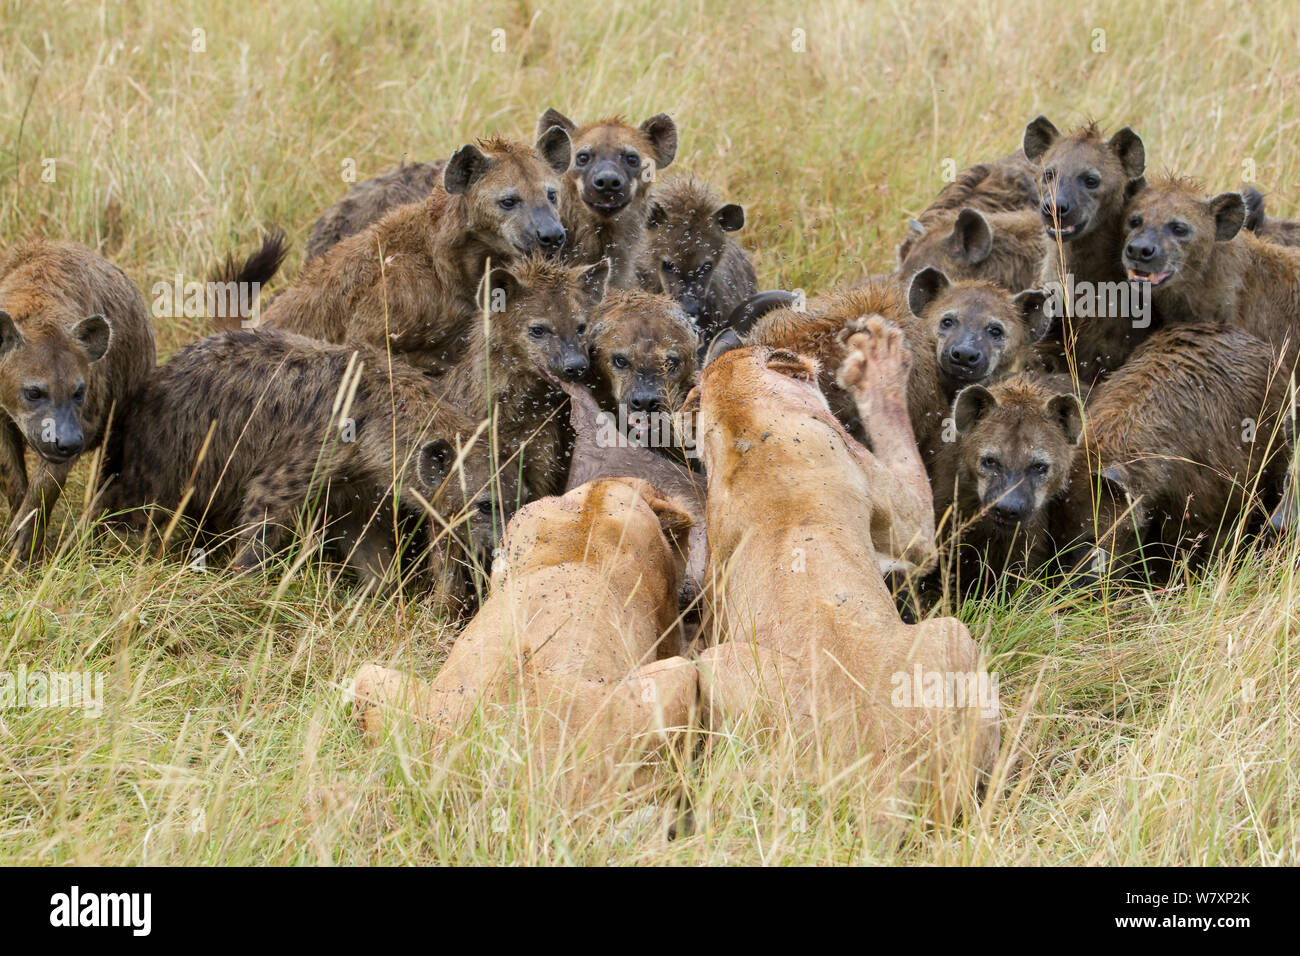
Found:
592,171 -> 624,193
561,353 -> 589,380
537,224 -> 566,251
992,503 -> 1026,523
1126,241 -> 1157,262
949,344 -> 982,368
628,392 -> 663,413
54,435 -> 83,458
1043,198 -> 1071,219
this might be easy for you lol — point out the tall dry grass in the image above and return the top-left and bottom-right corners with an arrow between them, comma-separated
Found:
0,0 -> 1297,863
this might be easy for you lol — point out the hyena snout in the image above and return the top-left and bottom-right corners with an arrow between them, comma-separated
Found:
944,339 -> 990,379
530,209 -> 566,254
626,375 -> 667,413
557,342 -> 590,381
32,406 -> 85,462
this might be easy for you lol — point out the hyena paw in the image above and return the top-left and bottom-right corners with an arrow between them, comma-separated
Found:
835,314 -> 911,399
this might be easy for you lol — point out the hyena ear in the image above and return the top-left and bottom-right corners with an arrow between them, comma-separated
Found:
71,314 -> 111,362
418,438 -> 455,488
704,328 -> 744,366
639,113 -> 678,169
907,218 -> 927,236
951,208 -> 992,264
765,349 -> 819,385
481,266 -> 520,312
907,266 -> 950,317
443,144 -> 494,194
1046,392 -> 1085,445
646,201 -> 669,229
645,489 -> 694,551
1014,289 -> 1051,340
579,258 -> 611,303
1108,127 -> 1146,180
1023,115 -> 1060,163
1123,176 -> 1148,204
0,310 -> 24,358
952,383 -> 997,434
715,203 -> 745,232
1206,191 -> 1246,242
1242,186 -> 1266,233
536,108 -> 577,139
535,125 -> 572,175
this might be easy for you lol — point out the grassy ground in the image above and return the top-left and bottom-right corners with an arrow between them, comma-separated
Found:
1,0 -> 1297,864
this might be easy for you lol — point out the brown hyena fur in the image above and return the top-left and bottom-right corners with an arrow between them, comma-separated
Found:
304,161 -> 442,262
0,240 -> 155,559
258,130 -> 571,374
905,267 -> 1051,397
930,373 -> 1084,595
637,175 -> 758,342
536,108 -> 678,289
1242,187 -> 1300,248
99,329 -> 513,597
898,207 -> 1047,293
437,255 -> 610,502
1023,117 -> 1149,382
1050,325 -> 1292,580
915,149 -> 1040,226
1121,175 -> 1300,373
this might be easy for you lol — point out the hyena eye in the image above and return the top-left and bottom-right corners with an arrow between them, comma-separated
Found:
22,385 -> 45,403
546,188 -> 558,205
498,196 -> 519,210
528,325 -> 548,339
1170,222 -> 1190,237
575,152 -> 591,167
665,356 -> 681,371
986,325 -> 1004,339
1043,169 -> 1055,183
72,384 -> 86,404
939,315 -> 956,330
980,455 -> 1000,472
1030,462 -> 1050,478
1082,174 -> 1101,189
576,323 -> 587,335
624,153 -> 640,169
1128,215 -> 1143,229
612,355 -> 630,369
476,499 -> 495,515
661,260 -> 676,274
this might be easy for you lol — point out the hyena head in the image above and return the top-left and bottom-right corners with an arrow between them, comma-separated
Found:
908,267 -> 1049,388
1121,176 -> 1245,291
1023,116 -> 1146,242
953,375 -> 1083,534
0,309 -> 111,464
644,176 -> 744,319
589,290 -> 699,414
442,130 -> 571,258
536,108 -> 678,221
486,255 -> 610,382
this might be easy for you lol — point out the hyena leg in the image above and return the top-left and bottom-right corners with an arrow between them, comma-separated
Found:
5,456 -> 75,561
229,448 -> 329,572
0,419 -> 29,518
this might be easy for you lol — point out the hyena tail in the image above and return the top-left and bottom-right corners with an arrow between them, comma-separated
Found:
209,228 -> 289,330
1242,186 -> 1267,234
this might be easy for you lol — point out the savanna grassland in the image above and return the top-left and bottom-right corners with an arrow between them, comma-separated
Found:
0,0 -> 1297,864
